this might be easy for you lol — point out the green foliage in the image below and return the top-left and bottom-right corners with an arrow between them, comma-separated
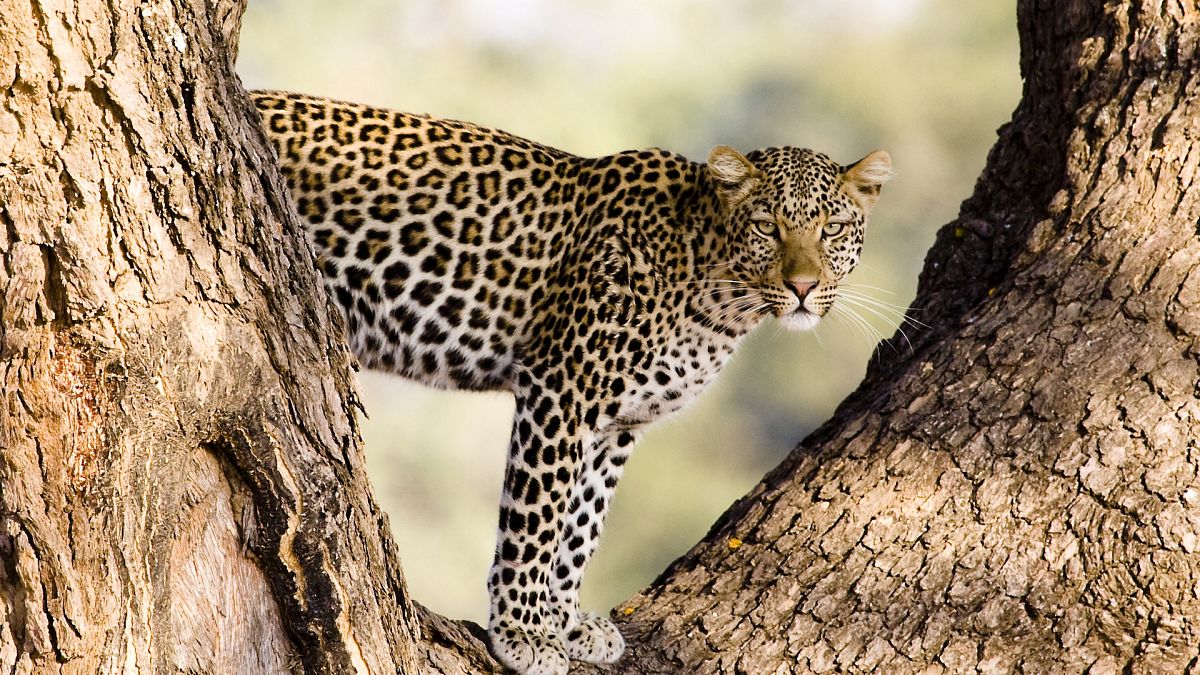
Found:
240,0 -> 1019,623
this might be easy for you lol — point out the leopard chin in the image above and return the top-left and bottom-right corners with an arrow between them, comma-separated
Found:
778,308 -> 822,331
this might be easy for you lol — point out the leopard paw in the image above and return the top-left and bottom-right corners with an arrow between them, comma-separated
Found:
489,623 -> 569,675
562,611 -> 625,664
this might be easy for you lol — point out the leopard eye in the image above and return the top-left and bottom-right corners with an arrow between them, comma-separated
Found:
823,219 -> 849,238
751,217 -> 779,240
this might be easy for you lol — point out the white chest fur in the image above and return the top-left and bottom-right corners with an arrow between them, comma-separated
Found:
606,327 -> 737,430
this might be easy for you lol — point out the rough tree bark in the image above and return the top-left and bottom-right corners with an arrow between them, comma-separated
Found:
1,2 -> 1197,675
609,1 -> 1200,672
0,1 -> 430,672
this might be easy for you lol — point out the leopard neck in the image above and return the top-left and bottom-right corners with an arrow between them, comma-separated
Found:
676,166 -> 761,340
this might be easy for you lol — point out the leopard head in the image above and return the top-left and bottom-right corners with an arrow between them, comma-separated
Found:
704,144 -> 892,331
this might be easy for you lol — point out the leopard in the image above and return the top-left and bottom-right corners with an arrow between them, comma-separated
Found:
251,90 -> 892,675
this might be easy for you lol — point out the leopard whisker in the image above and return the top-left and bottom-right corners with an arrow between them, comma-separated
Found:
691,291 -> 764,330
836,295 -> 901,331
697,260 -> 736,272
838,282 -> 897,296
699,294 -> 754,314
836,288 -> 918,310
710,295 -> 767,327
828,306 -> 871,344
836,296 -> 913,351
837,290 -> 931,331
831,303 -> 890,348
766,319 -> 785,346
729,300 -> 772,323
808,319 -> 826,348
667,279 -> 751,291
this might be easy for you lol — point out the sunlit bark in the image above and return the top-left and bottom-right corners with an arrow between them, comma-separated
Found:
0,1 -> 420,671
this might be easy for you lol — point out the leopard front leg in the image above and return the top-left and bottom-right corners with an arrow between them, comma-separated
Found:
547,429 -> 641,664
487,367 -> 586,675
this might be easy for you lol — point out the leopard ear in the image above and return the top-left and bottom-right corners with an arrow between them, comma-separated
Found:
843,150 -> 893,208
707,146 -> 762,208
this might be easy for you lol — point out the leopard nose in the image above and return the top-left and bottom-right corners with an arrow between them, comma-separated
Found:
786,278 -> 817,302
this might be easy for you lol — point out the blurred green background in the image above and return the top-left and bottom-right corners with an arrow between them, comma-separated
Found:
238,0 -> 1019,625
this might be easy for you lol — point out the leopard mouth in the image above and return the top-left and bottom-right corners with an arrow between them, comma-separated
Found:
772,299 -> 810,318
779,305 -> 822,331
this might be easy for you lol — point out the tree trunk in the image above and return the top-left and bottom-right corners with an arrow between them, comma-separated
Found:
2,1 -> 1198,675
609,2 -> 1200,672
0,1 -> 430,672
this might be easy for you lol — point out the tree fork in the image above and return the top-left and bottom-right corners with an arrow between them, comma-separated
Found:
2,0 -> 1198,674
